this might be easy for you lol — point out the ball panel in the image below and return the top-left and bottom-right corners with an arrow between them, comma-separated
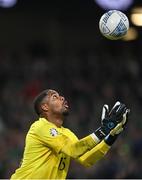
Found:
106,12 -> 122,33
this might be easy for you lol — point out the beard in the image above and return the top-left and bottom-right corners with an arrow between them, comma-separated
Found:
62,110 -> 69,116
51,106 -> 69,117
61,107 -> 69,117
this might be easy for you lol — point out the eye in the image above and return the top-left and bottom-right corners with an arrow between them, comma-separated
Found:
52,94 -> 58,99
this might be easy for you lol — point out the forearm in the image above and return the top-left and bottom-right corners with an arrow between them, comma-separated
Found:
60,134 -> 99,159
76,123 -> 125,167
75,103 -> 129,167
77,140 -> 110,167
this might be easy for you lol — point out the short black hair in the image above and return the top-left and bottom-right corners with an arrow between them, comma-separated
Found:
33,89 -> 49,116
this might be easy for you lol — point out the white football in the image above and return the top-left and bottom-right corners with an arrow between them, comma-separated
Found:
99,10 -> 129,40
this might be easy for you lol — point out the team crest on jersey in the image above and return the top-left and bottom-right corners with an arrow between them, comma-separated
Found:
50,128 -> 58,136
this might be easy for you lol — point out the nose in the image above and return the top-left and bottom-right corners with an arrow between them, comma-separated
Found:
60,96 -> 65,102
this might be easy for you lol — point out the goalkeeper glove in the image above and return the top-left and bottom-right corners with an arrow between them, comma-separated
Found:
104,108 -> 130,146
94,101 -> 127,141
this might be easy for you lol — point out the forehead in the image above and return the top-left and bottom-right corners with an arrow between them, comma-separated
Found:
42,90 -> 58,102
43,90 -> 59,102
48,90 -> 59,97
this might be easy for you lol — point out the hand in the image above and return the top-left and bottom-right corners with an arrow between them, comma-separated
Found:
110,108 -> 130,136
95,101 -> 129,141
102,101 -> 128,133
104,108 -> 130,146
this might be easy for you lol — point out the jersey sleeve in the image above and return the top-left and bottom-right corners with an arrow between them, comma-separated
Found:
60,135 -> 98,159
76,140 -> 110,167
30,121 -> 99,159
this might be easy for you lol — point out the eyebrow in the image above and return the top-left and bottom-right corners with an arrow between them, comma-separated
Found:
48,91 -> 59,97
41,91 -> 56,104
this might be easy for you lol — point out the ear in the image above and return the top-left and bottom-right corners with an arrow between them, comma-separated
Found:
41,103 -> 49,112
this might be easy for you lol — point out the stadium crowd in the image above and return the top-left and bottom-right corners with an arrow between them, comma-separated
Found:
0,40 -> 142,178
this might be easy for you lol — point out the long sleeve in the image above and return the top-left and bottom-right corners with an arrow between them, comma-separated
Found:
60,135 -> 98,159
32,119 -> 99,159
76,140 -> 110,167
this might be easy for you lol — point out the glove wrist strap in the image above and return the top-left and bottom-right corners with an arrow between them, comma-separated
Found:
104,134 -> 118,146
94,126 -> 108,140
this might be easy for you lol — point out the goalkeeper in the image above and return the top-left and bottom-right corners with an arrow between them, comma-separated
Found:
11,89 -> 129,179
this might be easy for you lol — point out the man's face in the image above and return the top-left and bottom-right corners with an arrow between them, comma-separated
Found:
43,90 -> 69,116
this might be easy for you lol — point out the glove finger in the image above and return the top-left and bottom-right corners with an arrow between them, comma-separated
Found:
115,127 -> 123,134
104,104 -> 109,113
116,103 -> 124,112
110,122 -> 123,136
111,102 -> 121,111
113,101 -> 121,107
109,101 -> 121,116
122,113 -> 127,125
101,104 -> 109,120
122,109 -> 130,127
116,103 -> 126,114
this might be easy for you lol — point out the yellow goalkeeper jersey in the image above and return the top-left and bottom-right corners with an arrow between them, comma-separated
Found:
11,117 -> 110,179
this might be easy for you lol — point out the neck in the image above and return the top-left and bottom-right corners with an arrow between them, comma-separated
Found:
43,113 -> 64,128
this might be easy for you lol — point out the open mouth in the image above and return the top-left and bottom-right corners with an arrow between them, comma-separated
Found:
63,101 -> 69,109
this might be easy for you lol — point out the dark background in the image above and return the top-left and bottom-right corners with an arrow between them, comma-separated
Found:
0,0 -> 142,178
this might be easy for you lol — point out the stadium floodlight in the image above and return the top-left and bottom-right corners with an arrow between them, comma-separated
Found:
131,7 -> 142,26
0,0 -> 17,8
95,0 -> 133,11
122,27 -> 138,41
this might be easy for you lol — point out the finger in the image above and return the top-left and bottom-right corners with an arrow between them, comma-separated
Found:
114,122 -> 123,132
126,109 -> 130,114
104,104 -> 109,112
113,101 -> 121,109
122,108 -> 130,125
101,104 -> 109,120
122,113 -> 127,125
104,104 -> 109,116
116,127 -> 123,134
110,122 -> 123,136
115,103 -> 127,117
109,101 -> 121,115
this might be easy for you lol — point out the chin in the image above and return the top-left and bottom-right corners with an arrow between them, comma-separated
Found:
62,110 -> 69,116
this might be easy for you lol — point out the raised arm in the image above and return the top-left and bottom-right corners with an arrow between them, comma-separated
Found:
76,108 -> 129,167
77,140 -> 110,167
